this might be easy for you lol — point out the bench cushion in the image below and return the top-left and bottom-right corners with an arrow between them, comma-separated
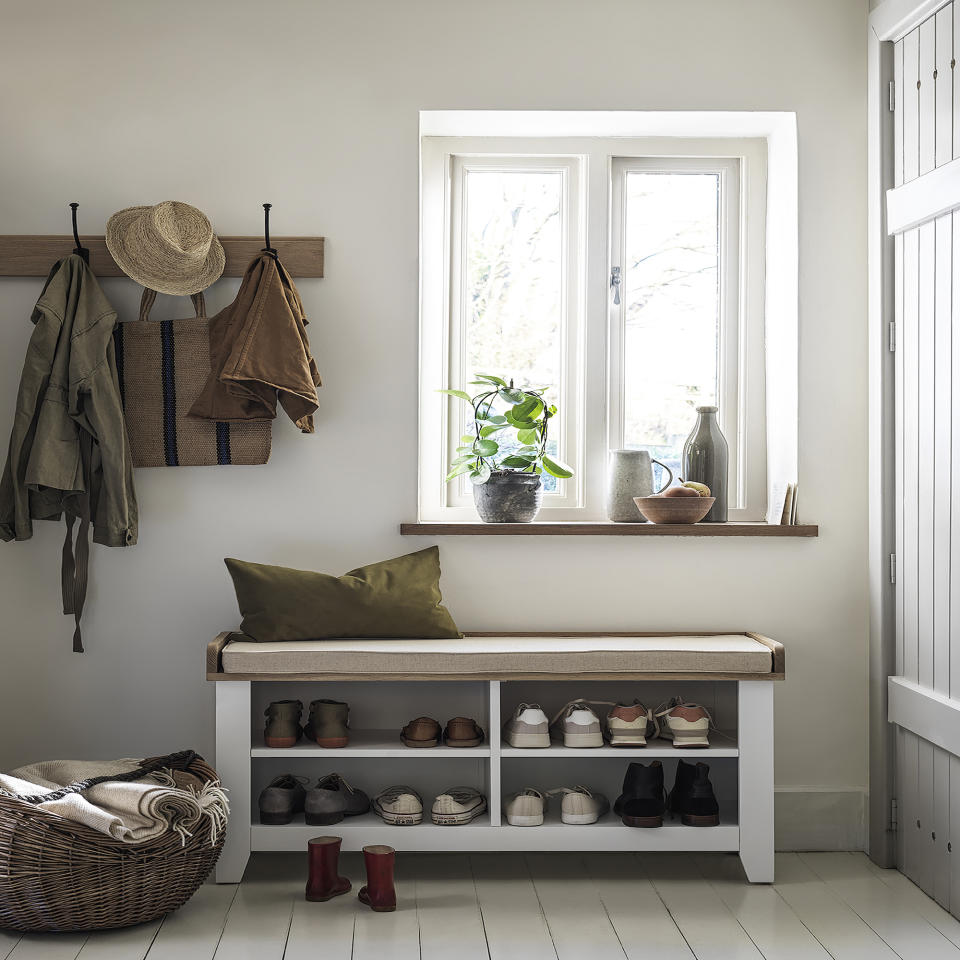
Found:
218,633 -> 777,677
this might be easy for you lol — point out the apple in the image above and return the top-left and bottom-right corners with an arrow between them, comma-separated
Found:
681,480 -> 711,497
661,485 -> 700,498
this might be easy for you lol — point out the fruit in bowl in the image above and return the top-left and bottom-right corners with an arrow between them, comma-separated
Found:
633,492 -> 715,524
679,480 -> 711,497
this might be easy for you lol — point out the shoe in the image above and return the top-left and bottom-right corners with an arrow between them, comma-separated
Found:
669,760 -> 720,826
549,700 -> 609,748
655,697 -> 712,748
443,717 -> 484,747
546,785 -> 610,824
616,761 -> 666,828
258,774 -> 306,824
373,785 -> 423,825
503,703 -> 550,748
400,716 -> 441,748
263,700 -> 303,748
605,700 -> 656,747
431,786 -> 487,825
304,699 -> 350,748
305,835 -> 351,901
503,788 -> 546,826
310,773 -> 370,821
358,844 -> 397,912
305,776 -> 348,825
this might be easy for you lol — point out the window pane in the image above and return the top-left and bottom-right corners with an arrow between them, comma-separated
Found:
460,167 -> 565,489
621,172 -> 720,476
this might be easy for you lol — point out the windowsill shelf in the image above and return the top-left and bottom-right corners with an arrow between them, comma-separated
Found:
400,521 -> 818,537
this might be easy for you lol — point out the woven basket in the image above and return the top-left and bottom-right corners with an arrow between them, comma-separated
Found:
0,755 -> 224,933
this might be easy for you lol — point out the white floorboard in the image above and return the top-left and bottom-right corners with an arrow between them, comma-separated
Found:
582,853 -> 694,960
470,853 -> 557,960
7,851 -> 960,959
639,853 -> 764,960
799,852 -> 960,960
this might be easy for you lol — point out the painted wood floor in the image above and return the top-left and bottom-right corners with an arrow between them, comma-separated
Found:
3,851 -> 960,960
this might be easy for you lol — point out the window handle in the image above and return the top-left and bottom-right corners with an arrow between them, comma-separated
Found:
610,266 -> 621,305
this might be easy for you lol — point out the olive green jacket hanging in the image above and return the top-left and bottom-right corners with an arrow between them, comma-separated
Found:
0,254 -> 138,650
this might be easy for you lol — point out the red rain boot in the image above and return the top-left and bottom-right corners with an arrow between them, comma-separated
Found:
305,835 -> 351,901
358,844 -> 396,912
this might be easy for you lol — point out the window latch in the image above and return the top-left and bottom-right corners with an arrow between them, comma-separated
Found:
610,266 -> 621,305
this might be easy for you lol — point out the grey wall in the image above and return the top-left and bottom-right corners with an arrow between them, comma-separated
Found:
0,0 -> 869,847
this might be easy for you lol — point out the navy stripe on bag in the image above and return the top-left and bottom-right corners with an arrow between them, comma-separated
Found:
160,320 -> 178,466
215,422 -> 231,465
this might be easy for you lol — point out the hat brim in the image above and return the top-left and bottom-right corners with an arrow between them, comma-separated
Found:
105,205 -> 226,296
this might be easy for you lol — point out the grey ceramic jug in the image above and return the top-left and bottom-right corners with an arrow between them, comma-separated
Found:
606,449 -> 674,522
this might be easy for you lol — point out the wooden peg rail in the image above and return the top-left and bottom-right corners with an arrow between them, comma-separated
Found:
0,236 -> 325,278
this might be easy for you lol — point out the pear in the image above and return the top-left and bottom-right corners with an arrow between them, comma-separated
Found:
680,479 -> 711,498
662,485 -> 700,498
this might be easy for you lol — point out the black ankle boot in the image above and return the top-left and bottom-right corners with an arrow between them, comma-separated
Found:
618,761 -> 665,828
669,760 -> 720,826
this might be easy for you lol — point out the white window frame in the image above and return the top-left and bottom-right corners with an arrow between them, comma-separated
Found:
419,135 -> 768,522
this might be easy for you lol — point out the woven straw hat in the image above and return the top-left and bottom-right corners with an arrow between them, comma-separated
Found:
105,201 -> 226,296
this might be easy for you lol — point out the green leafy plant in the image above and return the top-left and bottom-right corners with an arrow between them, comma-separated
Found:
439,374 -> 575,485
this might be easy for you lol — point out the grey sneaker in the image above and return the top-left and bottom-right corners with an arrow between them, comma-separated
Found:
504,788 -> 546,826
305,776 -> 348,825
258,774 -> 307,825
432,786 -> 487,825
549,700 -> 609,748
503,703 -> 550,748
373,785 -> 423,825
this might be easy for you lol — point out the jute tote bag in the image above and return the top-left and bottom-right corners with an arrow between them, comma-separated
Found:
114,289 -> 272,467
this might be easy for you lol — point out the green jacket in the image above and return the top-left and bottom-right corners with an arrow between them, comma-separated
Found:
0,255 -> 137,648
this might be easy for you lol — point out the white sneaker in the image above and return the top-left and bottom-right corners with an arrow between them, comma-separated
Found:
373,785 -> 423,825
546,785 -> 610,824
432,786 -> 487,825
655,697 -> 713,748
503,703 -> 551,748
549,700 -> 610,748
605,700 -> 657,746
503,788 -> 546,826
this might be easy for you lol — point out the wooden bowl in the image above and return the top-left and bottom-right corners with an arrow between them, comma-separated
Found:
633,495 -> 715,524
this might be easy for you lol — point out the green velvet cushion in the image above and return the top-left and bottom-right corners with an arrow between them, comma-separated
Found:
224,546 -> 461,641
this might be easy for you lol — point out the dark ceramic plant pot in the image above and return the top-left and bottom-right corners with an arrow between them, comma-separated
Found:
473,471 -> 544,523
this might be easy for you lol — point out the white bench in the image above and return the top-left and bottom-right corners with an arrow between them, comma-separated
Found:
208,631 -> 783,883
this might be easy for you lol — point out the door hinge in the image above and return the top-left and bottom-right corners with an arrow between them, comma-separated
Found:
890,797 -> 899,831
890,553 -> 897,584
889,80 -> 896,112
889,321 -> 896,352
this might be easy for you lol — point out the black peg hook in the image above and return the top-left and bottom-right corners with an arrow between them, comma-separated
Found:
69,202 -> 89,264
262,203 -> 278,260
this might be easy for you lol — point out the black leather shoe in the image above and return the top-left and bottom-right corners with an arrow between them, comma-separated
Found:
258,774 -> 306,825
669,760 -> 720,826
617,761 -> 665,828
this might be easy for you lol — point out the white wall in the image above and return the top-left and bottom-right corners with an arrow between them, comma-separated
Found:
0,0 -> 869,847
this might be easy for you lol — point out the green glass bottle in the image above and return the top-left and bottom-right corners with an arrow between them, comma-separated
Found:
681,405 -> 728,522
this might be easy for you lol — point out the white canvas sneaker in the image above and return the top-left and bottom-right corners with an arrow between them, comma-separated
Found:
503,788 -> 546,826
432,786 -> 487,825
655,697 -> 713,748
546,785 -> 611,824
503,703 -> 551,748
373,785 -> 423,825
549,700 -> 609,748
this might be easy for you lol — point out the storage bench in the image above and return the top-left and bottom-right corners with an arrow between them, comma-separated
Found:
207,631 -> 783,883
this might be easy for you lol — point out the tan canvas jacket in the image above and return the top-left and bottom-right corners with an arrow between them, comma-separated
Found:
187,253 -> 321,432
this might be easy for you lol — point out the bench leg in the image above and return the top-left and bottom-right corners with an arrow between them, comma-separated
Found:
738,680 -> 775,882
215,681 -> 251,883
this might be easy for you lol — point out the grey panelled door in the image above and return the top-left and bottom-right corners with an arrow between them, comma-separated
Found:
889,2 -> 960,915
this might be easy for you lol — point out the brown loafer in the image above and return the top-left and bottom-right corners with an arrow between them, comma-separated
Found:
400,716 -> 441,748
443,717 -> 484,747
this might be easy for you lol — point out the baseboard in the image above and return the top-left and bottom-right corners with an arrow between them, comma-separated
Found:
775,788 -> 866,851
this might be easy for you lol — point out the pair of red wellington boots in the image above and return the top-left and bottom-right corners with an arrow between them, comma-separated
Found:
305,836 -> 396,912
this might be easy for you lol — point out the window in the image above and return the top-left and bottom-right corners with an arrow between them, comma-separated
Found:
420,136 -> 767,522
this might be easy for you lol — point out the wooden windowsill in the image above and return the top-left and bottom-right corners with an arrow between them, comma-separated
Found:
400,521 -> 819,537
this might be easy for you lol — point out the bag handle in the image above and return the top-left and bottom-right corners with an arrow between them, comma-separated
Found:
138,288 -> 207,321
0,749 -> 200,805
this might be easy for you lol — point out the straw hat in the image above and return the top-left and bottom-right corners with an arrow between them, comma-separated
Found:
105,201 -> 226,296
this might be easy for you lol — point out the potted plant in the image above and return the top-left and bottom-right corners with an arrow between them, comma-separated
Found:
440,374 -> 574,522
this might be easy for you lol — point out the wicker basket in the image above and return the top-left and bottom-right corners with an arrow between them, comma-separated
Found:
0,754 -> 224,932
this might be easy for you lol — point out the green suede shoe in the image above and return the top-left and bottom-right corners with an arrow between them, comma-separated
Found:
304,699 -> 350,748
263,699 -> 303,748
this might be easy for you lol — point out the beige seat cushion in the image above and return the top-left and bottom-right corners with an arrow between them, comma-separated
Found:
219,633 -> 775,677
